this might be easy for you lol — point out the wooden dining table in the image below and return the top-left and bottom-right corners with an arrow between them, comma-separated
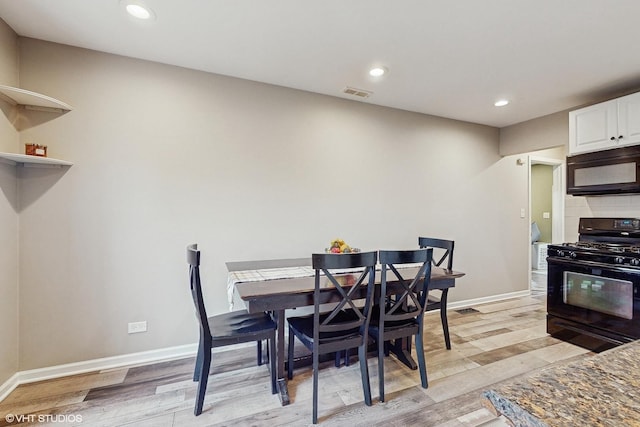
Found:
226,257 -> 465,406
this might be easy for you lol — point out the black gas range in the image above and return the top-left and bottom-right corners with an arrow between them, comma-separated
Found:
547,218 -> 640,352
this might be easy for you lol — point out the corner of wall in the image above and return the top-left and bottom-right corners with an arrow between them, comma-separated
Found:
0,16 -> 20,389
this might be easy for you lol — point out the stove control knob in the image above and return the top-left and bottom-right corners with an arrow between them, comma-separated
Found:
631,259 -> 640,266
557,250 -> 565,257
569,252 -> 577,259
615,256 -> 625,264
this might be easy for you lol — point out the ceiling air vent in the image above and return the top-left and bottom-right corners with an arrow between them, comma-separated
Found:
343,87 -> 373,98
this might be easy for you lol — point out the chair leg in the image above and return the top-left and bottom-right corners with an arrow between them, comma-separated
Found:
194,347 -> 212,416
358,343 -> 372,406
415,332 -> 428,389
377,332 -> 385,402
269,335 -> 277,394
287,326 -> 295,380
333,349 -> 350,367
440,289 -> 451,350
312,348 -> 319,424
257,340 -> 263,366
193,338 -> 204,381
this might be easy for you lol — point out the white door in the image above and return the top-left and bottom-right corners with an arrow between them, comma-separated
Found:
529,156 -> 564,295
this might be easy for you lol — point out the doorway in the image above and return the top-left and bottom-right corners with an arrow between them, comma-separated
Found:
528,156 -> 564,295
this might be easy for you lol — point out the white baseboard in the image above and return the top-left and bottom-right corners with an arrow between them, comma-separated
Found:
0,343 -> 198,403
444,290 -> 532,311
0,373 -> 19,403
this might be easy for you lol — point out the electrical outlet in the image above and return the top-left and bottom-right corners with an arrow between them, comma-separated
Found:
128,321 -> 147,334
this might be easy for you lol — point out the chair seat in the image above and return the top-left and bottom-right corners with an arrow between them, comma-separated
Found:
369,306 -> 419,334
369,318 -> 418,333
288,310 -> 362,348
209,309 -> 276,342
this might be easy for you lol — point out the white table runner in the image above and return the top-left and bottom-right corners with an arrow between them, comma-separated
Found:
226,262 -> 423,310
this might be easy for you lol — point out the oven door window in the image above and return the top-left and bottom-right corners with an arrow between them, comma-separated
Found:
563,272 -> 633,319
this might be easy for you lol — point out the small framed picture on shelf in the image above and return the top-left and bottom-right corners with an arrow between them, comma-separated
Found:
25,143 -> 47,157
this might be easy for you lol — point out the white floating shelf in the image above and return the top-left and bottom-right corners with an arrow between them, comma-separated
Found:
0,152 -> 73,167
0,84 -> 73,112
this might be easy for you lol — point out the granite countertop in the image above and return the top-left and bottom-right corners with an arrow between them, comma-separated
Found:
483,340 -> 640,426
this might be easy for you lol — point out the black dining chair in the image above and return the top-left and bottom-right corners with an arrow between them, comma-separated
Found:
369,248 -> 433,402
287,251 -> 377,424
418,237 -> 455,350
187,244 -> 277,416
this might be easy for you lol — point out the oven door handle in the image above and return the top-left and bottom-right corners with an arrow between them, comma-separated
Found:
547,257 -> 640,274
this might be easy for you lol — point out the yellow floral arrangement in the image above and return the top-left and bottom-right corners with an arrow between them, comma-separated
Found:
326,238 -> 359,254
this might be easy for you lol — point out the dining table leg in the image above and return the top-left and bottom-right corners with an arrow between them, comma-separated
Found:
273,309 -> 290,406
388,338 -> 418,370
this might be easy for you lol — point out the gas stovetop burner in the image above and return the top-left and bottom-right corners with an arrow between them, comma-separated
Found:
550,241 -> 640,267
549,218 -> 640,267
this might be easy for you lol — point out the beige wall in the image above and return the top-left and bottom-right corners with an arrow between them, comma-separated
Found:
0,18 -> 19,386
499,110 -> 569,156
13,38 -> 531,370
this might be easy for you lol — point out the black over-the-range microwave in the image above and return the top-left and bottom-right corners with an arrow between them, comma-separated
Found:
567,145 -> 640,196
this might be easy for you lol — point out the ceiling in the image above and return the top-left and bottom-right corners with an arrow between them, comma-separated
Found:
1,0 -> 640,128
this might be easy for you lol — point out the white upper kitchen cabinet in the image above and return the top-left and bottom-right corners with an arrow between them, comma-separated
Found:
618,92 -> 640,148
569,91 -> 640,155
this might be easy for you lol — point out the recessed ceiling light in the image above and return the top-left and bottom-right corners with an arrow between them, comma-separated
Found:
127,4 -> 150,19
122,1 -> 155,20
494,99 -> 509,107
369,67 -> 387,77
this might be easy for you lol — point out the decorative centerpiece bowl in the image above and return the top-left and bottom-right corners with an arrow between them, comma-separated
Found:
325,238 -> 360,254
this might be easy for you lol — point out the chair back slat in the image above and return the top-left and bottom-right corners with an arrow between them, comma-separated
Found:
312,252 -> 377,338
379,248 -> 433,324
187,244 -> 211,338
383,262 -> 426,320
312,251 -> 377,270
418,237 -> 454,271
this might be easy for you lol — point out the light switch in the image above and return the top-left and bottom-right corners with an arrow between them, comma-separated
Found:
520,208 -> 525,218
543,212 -> 550,219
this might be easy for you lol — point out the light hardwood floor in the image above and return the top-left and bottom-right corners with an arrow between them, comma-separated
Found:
0,295 -> 592,426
